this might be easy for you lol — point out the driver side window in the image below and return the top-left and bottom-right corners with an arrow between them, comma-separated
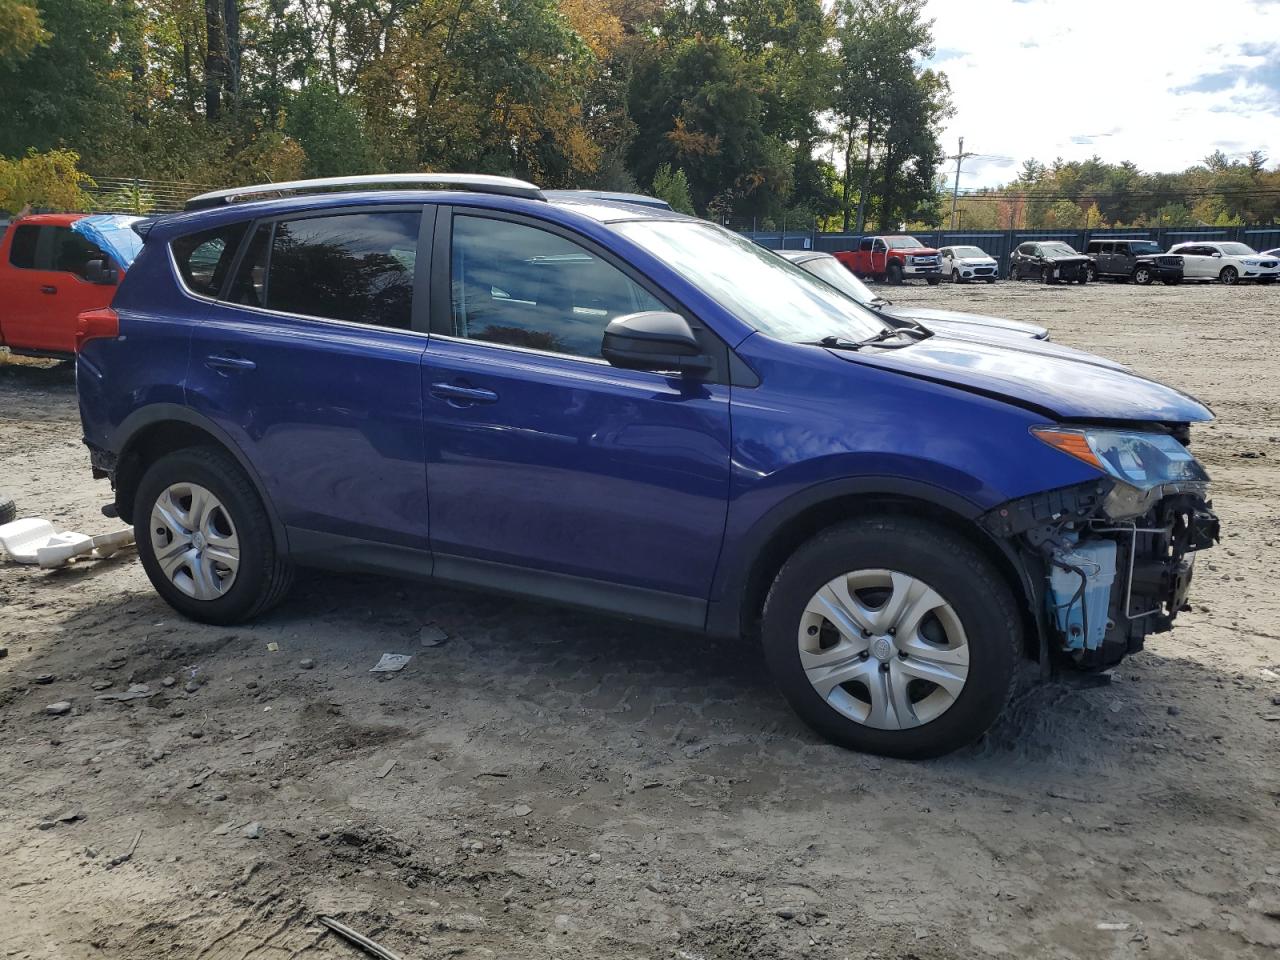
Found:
449,215 -> 663,359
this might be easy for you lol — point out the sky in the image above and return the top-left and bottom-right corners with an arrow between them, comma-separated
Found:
922,0 -> 1280,189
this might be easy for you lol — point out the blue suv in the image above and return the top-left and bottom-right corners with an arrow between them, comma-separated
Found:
76,174 -> 1219,758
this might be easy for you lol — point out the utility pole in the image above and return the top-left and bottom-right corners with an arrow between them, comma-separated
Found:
947,137 -> 976,230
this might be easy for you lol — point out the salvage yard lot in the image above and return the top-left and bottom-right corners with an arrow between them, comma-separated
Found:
1,281 -> 1278,959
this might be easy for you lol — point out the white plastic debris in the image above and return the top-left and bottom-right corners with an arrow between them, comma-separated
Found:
0,517 -> 134,568
370,653 -> 411,673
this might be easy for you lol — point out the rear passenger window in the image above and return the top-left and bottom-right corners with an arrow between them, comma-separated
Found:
173,223 -> 248,298
234,211 -> 419,329
8,225 -> 40,268
450,215 -> 663,358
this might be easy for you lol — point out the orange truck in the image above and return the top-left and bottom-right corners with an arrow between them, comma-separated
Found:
0,213 -> 141,359
833,234 -> 943,285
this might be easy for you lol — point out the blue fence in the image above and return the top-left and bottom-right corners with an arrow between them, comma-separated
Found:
743,225 -> 1280,272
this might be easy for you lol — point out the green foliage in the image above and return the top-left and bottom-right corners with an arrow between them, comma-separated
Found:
100,182 -> 156,214
0,147 -> 95,213
286,84 -> 372,178
652,163 -> 694,214
0,0 -> 48,61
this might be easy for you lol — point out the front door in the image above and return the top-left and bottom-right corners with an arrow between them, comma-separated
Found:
421,210 -> 732,623
4,223 -> 111,353
183,207 -> 432,551
1179,245 -> 1213,279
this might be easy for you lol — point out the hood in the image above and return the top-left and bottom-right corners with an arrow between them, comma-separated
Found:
1045,254 -> 1090,264
955,256 -> 997,264
884,304 -> 1048,340
831,336 -> 1213,423
71,215 -> 145,270
898,247 -> 939,256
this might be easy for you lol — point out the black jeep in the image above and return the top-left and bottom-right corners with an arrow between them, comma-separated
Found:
1086,239 -> 1183,285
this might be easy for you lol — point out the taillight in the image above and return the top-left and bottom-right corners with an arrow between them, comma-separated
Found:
76,307 -> 119,351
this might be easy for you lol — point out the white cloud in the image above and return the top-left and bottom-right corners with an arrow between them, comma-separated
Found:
923,0 -> 1280,187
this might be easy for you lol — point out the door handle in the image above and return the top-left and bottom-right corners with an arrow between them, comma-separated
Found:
40,285 -> 57,295
205,354 -> 257,373
430,382 -> 498,405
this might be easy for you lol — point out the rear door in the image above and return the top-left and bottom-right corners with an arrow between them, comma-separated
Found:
3,223 -> 110,353
184,205 -> 433,553
420,208 -> 732,623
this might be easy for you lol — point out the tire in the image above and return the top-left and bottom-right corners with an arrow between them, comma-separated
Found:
760,517 -> 1022,759
1132,265 -> 1153,285
985,278 -> 996,284
1219,266 -> 1239,285
1043,266 -> 1059,284
951,269 -> 962,283
886,262 -> 904,285
134,446 -> 293,625
1076,270 -> 1088,285
1163,277 -> 1182,286
0,493 -> 15,525
1008,264 -> 1019,281
1086,264 -> 1097,282
926,276 -> 940,286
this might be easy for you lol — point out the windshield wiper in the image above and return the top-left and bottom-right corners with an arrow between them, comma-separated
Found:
810,328 -> 915,351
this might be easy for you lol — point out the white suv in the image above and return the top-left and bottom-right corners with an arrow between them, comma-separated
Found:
1167,241 -> 1280,284
939,245 -> 999,283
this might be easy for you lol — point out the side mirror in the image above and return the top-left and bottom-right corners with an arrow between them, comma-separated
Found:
83,259 -> 118,285
1211,252 -> 1223,258
601,311 -> 712,374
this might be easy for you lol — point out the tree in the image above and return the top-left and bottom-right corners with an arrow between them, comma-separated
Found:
651,163 -> 694,214
0,0 -> 48,61
831,0 -> 942,231
0,148 -> 95,214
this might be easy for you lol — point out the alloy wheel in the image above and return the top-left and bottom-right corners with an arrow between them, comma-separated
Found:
797,569 -> 969,730
149,482 -> 241,600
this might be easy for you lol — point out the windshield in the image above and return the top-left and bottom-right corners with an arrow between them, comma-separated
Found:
1129,241 -> 1162,255
885,236 -> 922,249
950,246 -> 987,258
1218,242 -> 1256,257
798,256 -> 884,306
617,221 -> 891,343
1041,242 -> 1079,257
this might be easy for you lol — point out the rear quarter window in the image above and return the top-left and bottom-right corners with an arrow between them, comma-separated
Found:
172,223 -> 248,298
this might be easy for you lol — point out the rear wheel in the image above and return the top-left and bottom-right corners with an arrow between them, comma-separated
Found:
1219,266 -> 1239,285
926,276 -> 940,286
760,517 -> 1021,759
134,446 -> 292,625
1133,265 -> 1153,285
0,493 -> 15,525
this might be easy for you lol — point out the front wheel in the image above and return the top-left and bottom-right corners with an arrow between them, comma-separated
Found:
1132,265 -> 1153,285
1086,264 -> 1097,282
951,269 -> 962,283
926,276 -> 941,286
134,446 -> 293,625
886,263 -> 904,285
760,517 -> 1021,759
1219,266 -> 1239,285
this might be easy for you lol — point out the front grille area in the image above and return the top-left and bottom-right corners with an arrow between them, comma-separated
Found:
1158,256 -> 1181,266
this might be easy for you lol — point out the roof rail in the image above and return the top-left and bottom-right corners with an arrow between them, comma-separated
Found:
184,173 -> 544,212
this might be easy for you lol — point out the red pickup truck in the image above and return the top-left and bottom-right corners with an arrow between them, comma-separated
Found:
833,235 -> 942,285
0,213 -> 140,358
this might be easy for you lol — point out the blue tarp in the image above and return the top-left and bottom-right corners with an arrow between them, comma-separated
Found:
71,215 -> 144,270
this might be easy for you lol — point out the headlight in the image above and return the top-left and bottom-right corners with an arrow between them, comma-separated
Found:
1032,426 -> 1208,489
1243,259 -> 1260,266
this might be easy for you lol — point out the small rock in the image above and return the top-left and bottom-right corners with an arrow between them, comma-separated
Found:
1167,705 -> 1181,716
470,841 -> 485,853
90,679 -> 113,692
34,674 -> 55,685
269,780 -> 281,790
184,681 -> 200,694
213,793 -> 227,802
513,804 -> 533,818
587,852 -> 601,864
161,676 -> 176,688
1272,694 -> 1280,706
46,701 -> 72,716
579,872 -> 595,885
189,729 -> 204,739
0,647 -> 7,658
776,909 -> 797,921
299,658 -> 315,670
419,624 -> 448,647
242,821 -> 261,839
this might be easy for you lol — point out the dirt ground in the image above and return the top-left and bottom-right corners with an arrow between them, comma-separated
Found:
2,279 -> 1278,960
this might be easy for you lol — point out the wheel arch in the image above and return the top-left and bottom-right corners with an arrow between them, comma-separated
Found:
111,405 -> 288,550
707,480 -> 1042,661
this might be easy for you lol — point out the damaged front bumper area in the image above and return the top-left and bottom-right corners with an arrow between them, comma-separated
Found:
982,434 -> 1219,670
